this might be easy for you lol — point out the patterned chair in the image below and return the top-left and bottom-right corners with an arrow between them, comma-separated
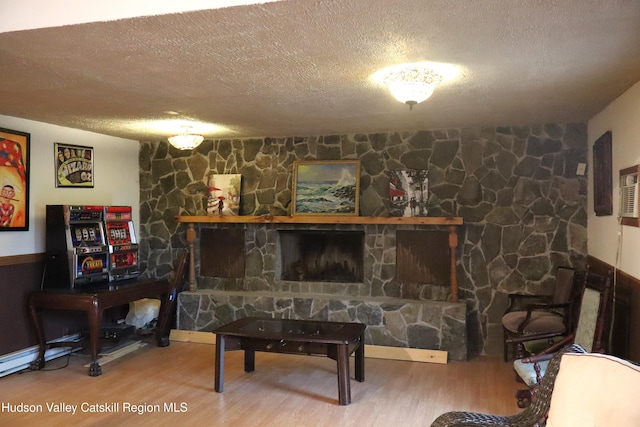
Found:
430,344 -> 586,427
511,269 -> 612,407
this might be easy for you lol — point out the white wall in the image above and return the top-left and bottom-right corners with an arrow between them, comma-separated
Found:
588,80 -> 640,279
0,0 -> 282,33
0,115 -> 139,257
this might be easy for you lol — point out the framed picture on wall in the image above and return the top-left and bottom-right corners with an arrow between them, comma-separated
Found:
292,160 -> 360,216
55,142 -> 94,188
0,127 -> 30,231
593,131 -> 612,216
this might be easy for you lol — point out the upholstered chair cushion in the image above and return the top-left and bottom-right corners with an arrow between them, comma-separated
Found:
513,359 -> 548,387
502,311 -> 565,335
546,352 -> 640,427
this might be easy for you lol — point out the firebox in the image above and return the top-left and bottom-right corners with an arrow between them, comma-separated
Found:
278,230 -> 364,283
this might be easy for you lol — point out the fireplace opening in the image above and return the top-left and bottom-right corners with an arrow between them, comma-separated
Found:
278,230 -> 364,283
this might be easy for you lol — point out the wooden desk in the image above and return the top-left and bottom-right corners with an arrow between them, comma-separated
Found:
28,279 -> 172,376
214,317 -> 365,405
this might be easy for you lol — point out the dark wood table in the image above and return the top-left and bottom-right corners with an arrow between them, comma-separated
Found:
214,317 -> 366,405
28,278 -> 172,377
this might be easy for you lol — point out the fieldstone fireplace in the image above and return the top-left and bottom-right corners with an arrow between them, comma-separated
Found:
176,219 -> 468,361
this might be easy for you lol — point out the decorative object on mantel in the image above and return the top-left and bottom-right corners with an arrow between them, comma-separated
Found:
291,160 -> 360,216
168,126 -> 204,150
389,169 -> 428,217
207,174 -> 241,216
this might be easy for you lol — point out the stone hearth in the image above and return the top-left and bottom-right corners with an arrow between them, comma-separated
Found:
178,290 -> 467,361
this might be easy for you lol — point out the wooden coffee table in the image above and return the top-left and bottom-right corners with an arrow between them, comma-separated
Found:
214,317 -> 366,405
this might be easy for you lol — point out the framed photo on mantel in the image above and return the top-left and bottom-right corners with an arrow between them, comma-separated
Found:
292,160 -> 360,216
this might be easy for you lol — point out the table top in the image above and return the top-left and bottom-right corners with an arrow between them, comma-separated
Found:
32,278 -> 170,296
214,317 -> 366,344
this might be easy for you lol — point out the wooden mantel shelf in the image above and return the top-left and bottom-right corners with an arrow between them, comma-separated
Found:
176,215 -> 463,226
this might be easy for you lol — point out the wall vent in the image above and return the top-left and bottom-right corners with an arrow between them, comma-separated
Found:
620,172 -> 639,218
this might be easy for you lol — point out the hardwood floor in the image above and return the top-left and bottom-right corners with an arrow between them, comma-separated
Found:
0,338 -> 523,426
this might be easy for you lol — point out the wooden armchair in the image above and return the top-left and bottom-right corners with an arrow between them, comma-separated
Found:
511,268 -> 613,407
502,267 -> 577,361
430,344 -> 586,427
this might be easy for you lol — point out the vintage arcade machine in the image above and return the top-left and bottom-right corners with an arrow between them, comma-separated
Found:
43,205 -> 110,289
103,205 -> 139,282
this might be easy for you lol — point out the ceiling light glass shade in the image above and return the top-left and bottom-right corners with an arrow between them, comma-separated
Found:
168,132 -> 204,150
383,67 -> 443,109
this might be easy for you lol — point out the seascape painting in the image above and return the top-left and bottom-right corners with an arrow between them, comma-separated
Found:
292,160 -> 360,215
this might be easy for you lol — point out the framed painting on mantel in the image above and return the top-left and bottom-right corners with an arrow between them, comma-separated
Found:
0,127 -> 30,231
292,160 -> 360,216
593,131 -> 612,216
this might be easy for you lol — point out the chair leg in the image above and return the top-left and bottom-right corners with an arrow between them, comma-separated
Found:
515,342 -> 527,360
503,330 -> 509,362
515,389 -> 532,408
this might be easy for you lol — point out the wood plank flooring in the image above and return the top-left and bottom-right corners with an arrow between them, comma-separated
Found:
0,338 -> 523,426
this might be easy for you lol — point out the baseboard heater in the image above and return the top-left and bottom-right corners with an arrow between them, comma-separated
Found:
0,334 -> 82,378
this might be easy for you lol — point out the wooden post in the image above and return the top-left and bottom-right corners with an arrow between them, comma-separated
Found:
186,223 -> 197,291
448,225 -> 458,302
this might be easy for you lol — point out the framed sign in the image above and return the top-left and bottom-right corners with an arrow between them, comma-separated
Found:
55,143 -> 94,187
292,160 -> 360,216
0,127 -> 30,231
593,131 -> 612,216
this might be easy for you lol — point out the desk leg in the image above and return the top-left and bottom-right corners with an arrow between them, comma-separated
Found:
87,302 -> 103,377
28,297 -> 46,371
156,293 -> 172,347
215,334 -> 225,392
244,348 -> 255,372
355,335 -> 365,382
336,344 -> 351,405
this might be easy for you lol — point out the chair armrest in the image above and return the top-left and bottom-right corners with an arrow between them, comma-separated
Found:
516,334 -> 576,362
523,301 -> 570,311
515,301 -> 570,333
505,293 -> 550,312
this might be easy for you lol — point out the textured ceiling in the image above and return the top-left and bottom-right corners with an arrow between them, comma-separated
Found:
1,0 -> 640,142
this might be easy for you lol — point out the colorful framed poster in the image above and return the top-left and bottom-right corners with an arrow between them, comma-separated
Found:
55,143 -> 94,187
292,160 -> 360,216
0,127 -> 30,231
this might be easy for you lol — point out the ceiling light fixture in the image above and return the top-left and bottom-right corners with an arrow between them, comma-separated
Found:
383,66 -> 443,110
168,126 -> 204,150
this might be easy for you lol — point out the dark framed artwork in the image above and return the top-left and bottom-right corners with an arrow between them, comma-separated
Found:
292,160 -> 360,215
0,127 -> 30,231
593,131 -> 612,216
55,142 -> 94,187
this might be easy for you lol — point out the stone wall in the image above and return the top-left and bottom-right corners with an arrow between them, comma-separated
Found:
139,122 -> 588,357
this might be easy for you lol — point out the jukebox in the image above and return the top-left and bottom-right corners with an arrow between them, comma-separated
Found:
103,205 -> 139,282
43,205 -> 110,289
